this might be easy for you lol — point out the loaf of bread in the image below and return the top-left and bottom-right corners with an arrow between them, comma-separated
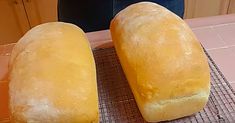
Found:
110,2 -> 210,122
9,22 -> 99,122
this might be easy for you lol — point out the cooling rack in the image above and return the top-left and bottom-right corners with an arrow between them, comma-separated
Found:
93,47 -> 235,123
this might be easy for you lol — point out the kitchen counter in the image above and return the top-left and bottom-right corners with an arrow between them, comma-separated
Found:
0,14 -> 235,121
186,14 -> 235,88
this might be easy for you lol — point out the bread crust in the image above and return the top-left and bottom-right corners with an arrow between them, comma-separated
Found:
110,2 -> 210,122
9,22 -> 99,123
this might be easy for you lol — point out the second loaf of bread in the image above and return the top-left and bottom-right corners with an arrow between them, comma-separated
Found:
110,2 -> 210,122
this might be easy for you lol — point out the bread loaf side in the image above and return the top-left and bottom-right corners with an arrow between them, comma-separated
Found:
110,2 -> 210,122
9,22 -> 99,123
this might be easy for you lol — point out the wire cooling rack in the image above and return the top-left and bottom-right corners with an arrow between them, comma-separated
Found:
93,47 -> 235,123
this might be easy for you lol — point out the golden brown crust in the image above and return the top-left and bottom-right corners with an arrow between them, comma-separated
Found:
9,22 -> 99,123
110,2 -> 210,122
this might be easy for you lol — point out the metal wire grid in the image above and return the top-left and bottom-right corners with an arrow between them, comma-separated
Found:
93,47 -> 235,123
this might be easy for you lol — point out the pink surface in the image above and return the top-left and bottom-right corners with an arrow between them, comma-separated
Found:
187,14 -> 235,86
208,47 -> 235,82
185,14 -> 235,28
213,23 -> 235,46
231,83 -> 235,89
192,27 -> 226,49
